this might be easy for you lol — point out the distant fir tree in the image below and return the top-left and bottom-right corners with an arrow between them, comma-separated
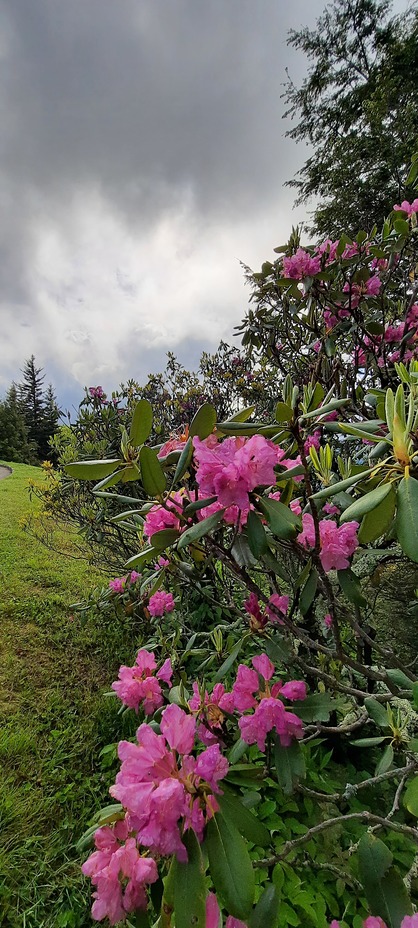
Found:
0,385 -> 36,464
18,356 -> 61,461
283,0 -> 418,236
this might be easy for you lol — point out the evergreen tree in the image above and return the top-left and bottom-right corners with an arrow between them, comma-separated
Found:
17,357 -> 61,460
0,385 -> 36,463
40,384 -> 61,462
283,0 -> 418,235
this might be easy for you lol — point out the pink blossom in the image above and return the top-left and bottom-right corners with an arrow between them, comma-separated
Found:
316,238 -> 339,263
82,824 -> 158,925
323,502 -> 340,515
226,919 -> 249,928
341,242 -> 359,259
193,434 -> 278,525
363,919 -> 388,928
206,893 -> 221,928
161,703 -> 196,754
304,430 -> 321,454
282,248 -> 321,280
279,680 -> 307,701
324,613 -> 333,628
89,386 -> 106,401
109,577 -> 126,593
112,649 -> 173,714
266,592 -> 289,623
232,655 -> 305,750
157,556 -> 170,568
239,696 -> 303,750
393,198 -> 418,216
129,570 -> 141,583
343,275 -> 381,307
158,437 -> 187,458
400,917 -> 418,928
277,449 -> 303,480
143,492 -> 184,540
297,513 -> 359,572
148,590 -> 175,617
290,498 -> 302,515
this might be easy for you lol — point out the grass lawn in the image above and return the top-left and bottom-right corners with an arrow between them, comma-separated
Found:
0,462 -> 138,927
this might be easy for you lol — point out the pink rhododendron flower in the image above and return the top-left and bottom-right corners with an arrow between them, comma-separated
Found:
89,386 -> 106,401
363,919 -> 387,928
232,654 -> 305,750
393,198 -> 418,216
277,448 -> 303,480
109,577 -> 126,593
282,248 -> 321,279
206,893 -> 221,928
157,556 -> 170,568
193,433 -> 278,525
109,705 -> 229,859
148,590 -> 175,617
297,513 -> 359,572
82,822 -> 158,925
143,492 -> 185,540
304,430 -> 321,454
129,570 -> 141,583
324,613 -> 333,628
341,242 -> 359,259
189,682 -> 234,745
323,502 -> 340,515
343,275 -> 381,307
290,498 -> 302,515
157,437 -> 187,458
316,238 -> 339,263
226,919 -> 249,928
400,917 -> 418,928
112,649 -> 173,714
266,592 -> 289,624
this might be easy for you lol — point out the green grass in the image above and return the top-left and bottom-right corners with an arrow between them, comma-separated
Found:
0,462 -> 139,927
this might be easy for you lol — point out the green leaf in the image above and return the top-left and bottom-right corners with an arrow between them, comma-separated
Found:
172,437 -> 193,484
413,682 -> 418,710
189,403 -> 217,440
248,885 -> 280,928
204,813 -> 255,920
129,399 -> 153,446
358,487 -> 396,543
229,405 -> 256,423
364,697 -> 391,729
76,804 -> 124,852
386,669 -> 414,691
337,568 -> 367,608
177,509 -> 225,550
395,476 -> 418,563
292,693 -> 338,723
275,401 -> 293,423
139,446 -> 166,496
300,398 -> 349,420
125,546 -> 158,570
183,496 -> 218,515
351,737 -> 387,747
265,635 -> 293,663
171,830 -> 206,928
404,776 -> 418,817
311,468 -> 374,500
246,511 -> 268,558
375,742 -> 394,776
147,528 -> 179,551
299,568 -> 318,616
231,535 -> 257,568
64,458 -> 123,480
358,834 -> 412,927
217,788 -> 271,847
274,738 -> 306,794
258,498 -> 300,540
213,639 -> 244,682
340,482 -> 392,523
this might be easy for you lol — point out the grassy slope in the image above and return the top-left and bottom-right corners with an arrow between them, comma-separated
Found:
0,463 -> 137,928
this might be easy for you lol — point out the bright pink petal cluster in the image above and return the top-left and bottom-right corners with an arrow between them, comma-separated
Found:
282,248 -> 321,279
112,649 -> 173,714
193,433 -> 278,524
148,590 -> 175,617
157,436 -> 187,458
232,654 -> 306,751
331,916 -> 418,928
343,275 -> 381,307
109,704 -> 229,859
393,198 -> 418,216
143,492 -> 185,540
298,513 -> 359,571
304,429 -> 321,454
81,820 -> 158,925
109,576 -> 126,593
205,894 -> 248,928
244,591 -> 289,629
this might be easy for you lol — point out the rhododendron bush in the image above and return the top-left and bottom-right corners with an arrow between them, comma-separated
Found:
66,198 -> 418,927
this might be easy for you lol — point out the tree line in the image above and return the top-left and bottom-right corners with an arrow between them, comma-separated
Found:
0,356 -> 61,464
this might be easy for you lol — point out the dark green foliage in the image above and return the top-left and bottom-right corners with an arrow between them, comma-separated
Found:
284,0 -> 418,234
0,385 -> 36,463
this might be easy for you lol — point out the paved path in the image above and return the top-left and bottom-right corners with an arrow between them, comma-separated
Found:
0,465 -> 12,480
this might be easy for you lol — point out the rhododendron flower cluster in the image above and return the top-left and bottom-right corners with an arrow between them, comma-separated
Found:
143,491 -> 185,540
343,274 -> 381,307
282,248 -> 321,279
109,704 -> 229,858
109,576 -> 126,593
393,198 -> 418,216
232,654 -> 306,750
331,916 -> 418,928
193,433 -> 278,524
298,513 -> 359,572
148,590 -> 175,617
81,820 -> 158,925
189,682 -> 234,745
112,648 -> 173,714
244,591 -> 289,629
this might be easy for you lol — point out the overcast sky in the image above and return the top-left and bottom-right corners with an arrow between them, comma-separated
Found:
0,0 -> 409,409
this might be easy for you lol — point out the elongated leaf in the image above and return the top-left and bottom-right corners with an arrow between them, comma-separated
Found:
94,468 -> 128,490
337,568 -> 367,608
358,834 -> 412,927
386,668 -> 414,691
338,424 -> 386,443
358,487 -> 396,543
148,528 -> 179,551
177,509 -> 225,550
76,804 -> 124,852
129,399 -> 153,446
395,476 -> 418,562
248,885 -> 280,928
183,496 -> 218,515
292,693 -> 338,723
351,737 -> 387,747
125,546 -> 158,570
213,638 -> 244,682
300,398 -> 349,420
204,813 -> 255,920
275,401 -> 293,423
189,404 -> 217,440
258,498 -> 299,541
404,776 -> 418,817
215,423 -> 281,437
274,738 -> 306,794
299,568 -> 318,615
172,437 -> 193,485
229,405 -> 256,423
217,789 -> 271,847
340,483 -> 392,523
64,458 -> 123,480
139,446 -> 166,496
311,468 -> 374,500
231,535 -> 257,568
172,830 -> 206,928
246,510 -> 268,558
375,743 -> 394,775
364,697 -> 390,729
